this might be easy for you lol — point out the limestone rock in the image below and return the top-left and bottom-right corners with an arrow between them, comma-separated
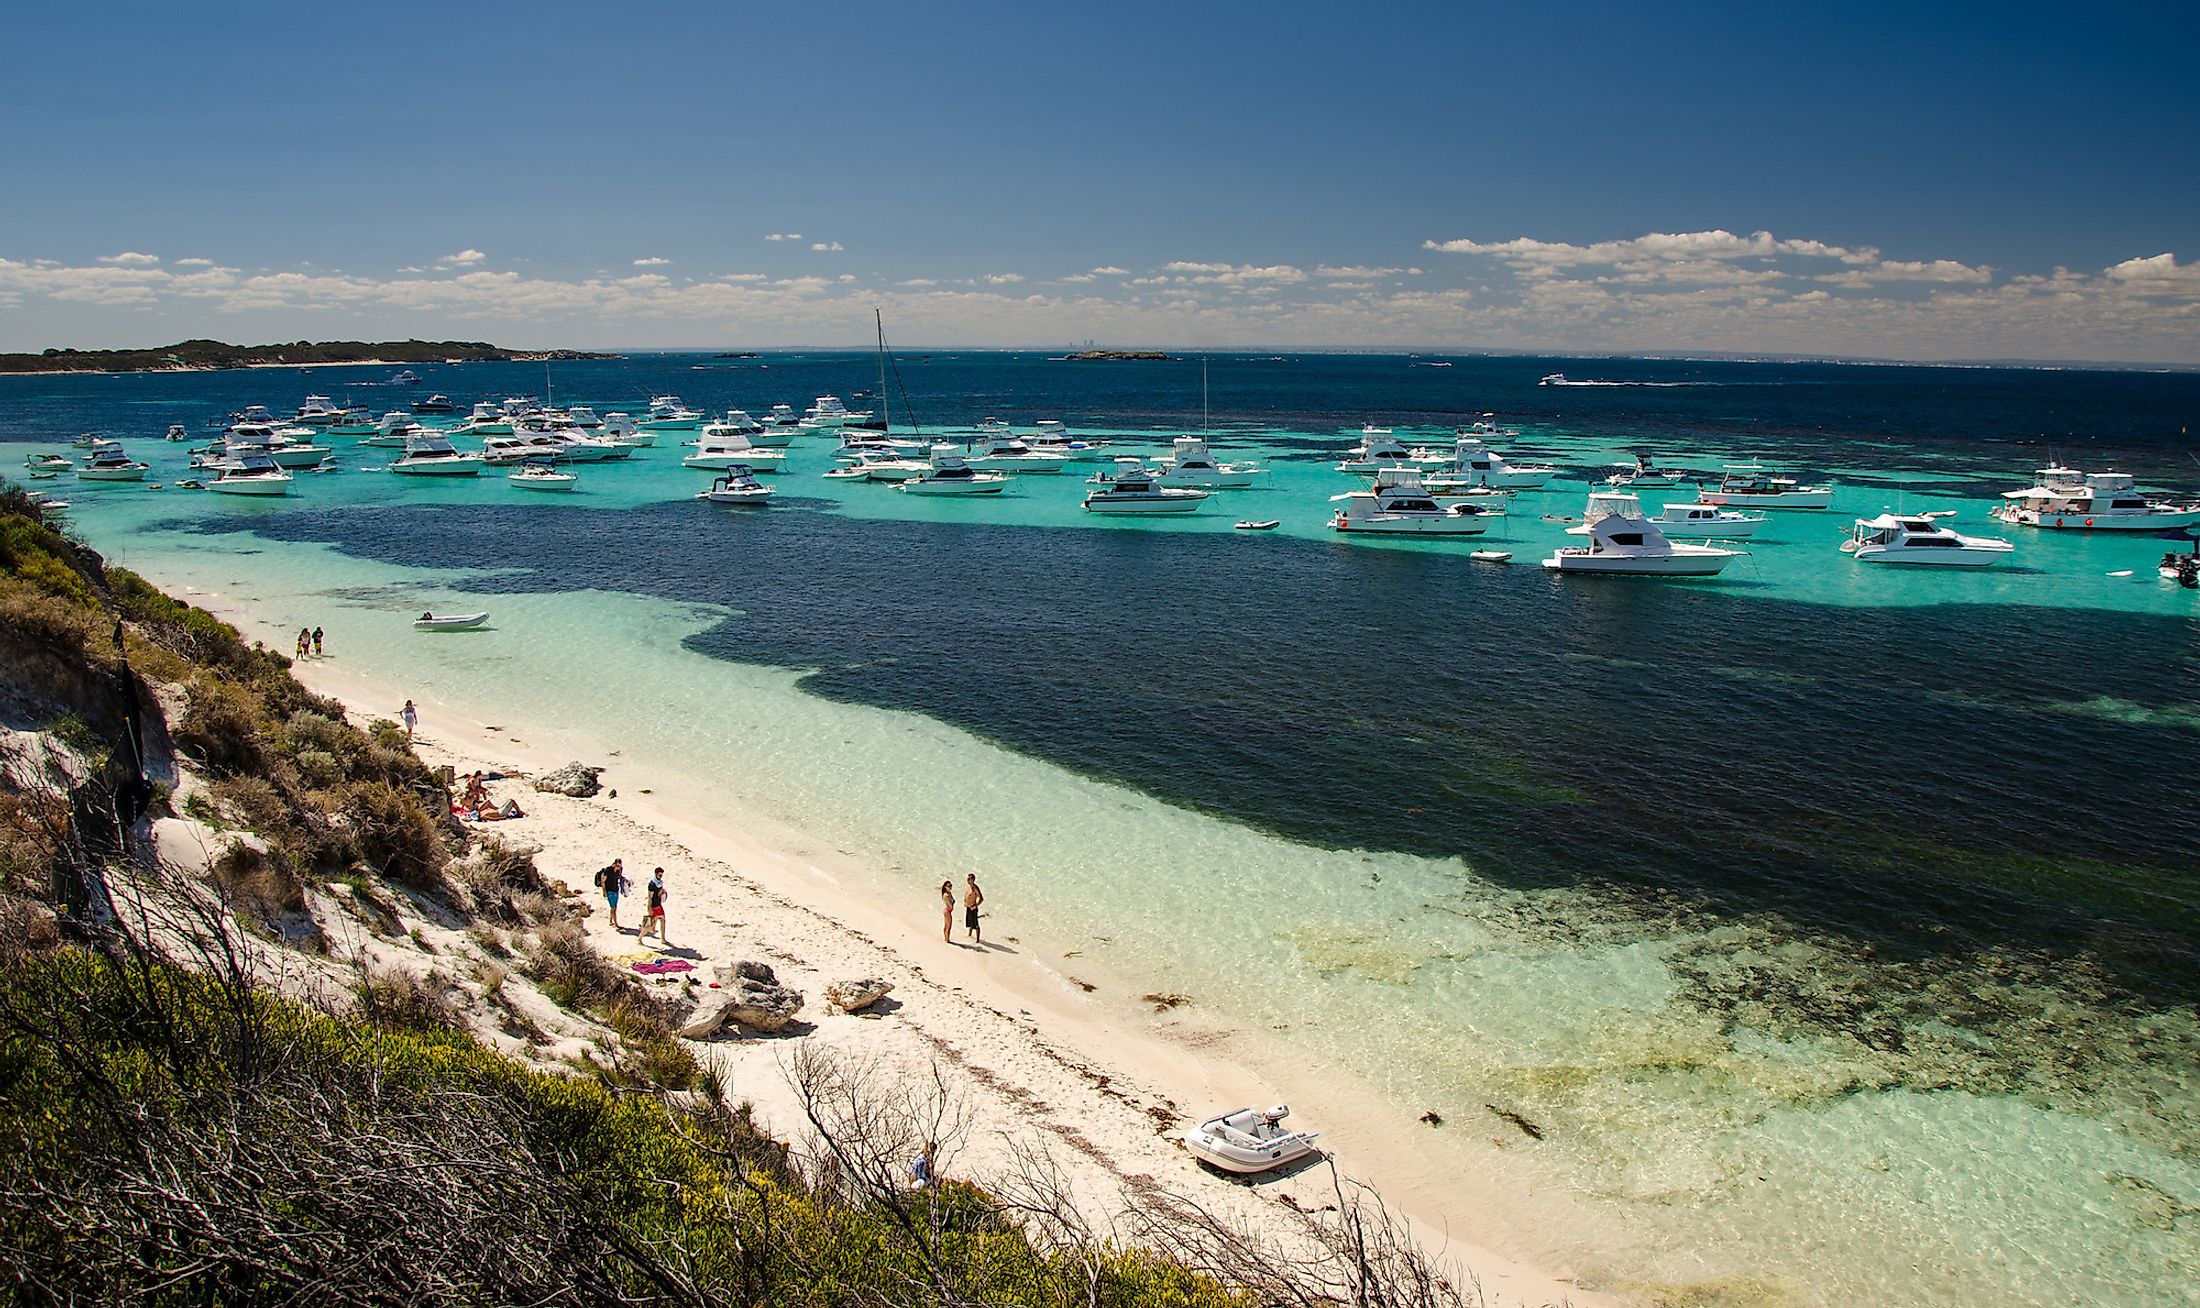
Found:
824,977 -> 894,1013
683,960 -> 805,1035
531,762 -> 603,798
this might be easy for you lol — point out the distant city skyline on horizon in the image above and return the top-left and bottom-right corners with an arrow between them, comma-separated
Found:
6,2 -> 2195,365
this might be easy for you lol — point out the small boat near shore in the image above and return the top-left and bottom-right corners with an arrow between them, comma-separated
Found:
1183,1105 -> 1321,1175
413,611 -> 489,631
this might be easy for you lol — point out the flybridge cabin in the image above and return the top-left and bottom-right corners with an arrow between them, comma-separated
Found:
1995,467 -> 2200,531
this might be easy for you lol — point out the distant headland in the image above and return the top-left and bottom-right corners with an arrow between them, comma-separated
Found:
1059,349 -> 1176,361
0,339 -> 623,376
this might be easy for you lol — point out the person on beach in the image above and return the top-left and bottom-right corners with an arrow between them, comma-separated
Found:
312,626 -> 323,657
594,858 -> 628,931
401,699 -> 418,741
909,1141 -> 938,1189
963,875 -> 984,947
296,628 -> 310,659
639,867 -> 669,947
939,881 -> 954,943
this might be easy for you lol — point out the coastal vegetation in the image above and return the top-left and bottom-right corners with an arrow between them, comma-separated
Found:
0,338 -> 620,375
1063,349 -> 1176,361
0,484 -> 1496,1308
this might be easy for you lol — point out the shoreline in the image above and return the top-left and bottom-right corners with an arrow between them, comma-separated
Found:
182,588 -> 1605,1308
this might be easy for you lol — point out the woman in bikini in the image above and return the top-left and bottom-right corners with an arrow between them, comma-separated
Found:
939,881 -> 954,943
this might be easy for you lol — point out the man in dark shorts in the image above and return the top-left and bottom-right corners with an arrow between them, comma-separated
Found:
962,874 -> 984,947
641,867 -> 669,948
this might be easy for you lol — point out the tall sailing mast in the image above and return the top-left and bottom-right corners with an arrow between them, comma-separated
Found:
875,308 -> 891,436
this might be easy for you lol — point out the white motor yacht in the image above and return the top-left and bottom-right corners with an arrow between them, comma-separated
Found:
1337,426 -> 1420,474
969,434 -> 1073,474
1083,458 -> 1208,514
390,369 -> 421,385
388,434 -> 483,476
478,434 -> 560,465
75,441 -> 151,482
164,423 -> 190,442
684,427 -> 787,470
234,405 -> 279,427
827,451 -> 932,482
224,422 -> 331,469
639,395 -> 705,433
899,448 -> 1008,495
1544,493 -> 1743,575
797,395 -> 875,430
598,413 -> 652,449
1025,420 -> 1112,460
1844,513 -> 2014,565
1698,461 -> 1834,508
25,453 -> 73,473
324,410 -> 379,436
457,401 -> 514,436
696,464 -> 774,505
1992,466 -> 2200,531
370,412 -> 426,447
1414,434 -> 1556,489
1644,500 -> 1766,539
1154,436 -> 1261,488
411,393 -> 455,414
562,405 -> 604,430
507,459 -> 579,492
1329,468 -> 1496,535
205,452 -> 294,496
293,395 -> 342,426
1606,452 -> 1688,487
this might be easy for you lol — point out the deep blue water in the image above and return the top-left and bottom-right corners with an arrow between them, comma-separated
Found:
9,352 -> 2199,1013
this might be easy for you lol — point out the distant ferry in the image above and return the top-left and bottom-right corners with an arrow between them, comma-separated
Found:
391,369 -> 421,385
1539,372 -> 1567,386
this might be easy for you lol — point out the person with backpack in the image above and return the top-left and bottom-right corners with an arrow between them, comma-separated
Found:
594,858 -> 628,931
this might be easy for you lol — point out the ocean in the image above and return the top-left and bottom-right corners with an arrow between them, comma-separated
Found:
6,351 -> 2196,1305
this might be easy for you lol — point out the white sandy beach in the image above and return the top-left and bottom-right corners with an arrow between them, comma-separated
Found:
199,600 -> 1603,1308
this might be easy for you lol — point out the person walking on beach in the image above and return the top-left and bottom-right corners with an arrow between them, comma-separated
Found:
401,699 -> 418,742
594,858 -> 628,931
962,874 -> 984,947
311,626 -> 323,657
639,867 -> 669,948
939,881 -> 955,943
296,628 -> 310,659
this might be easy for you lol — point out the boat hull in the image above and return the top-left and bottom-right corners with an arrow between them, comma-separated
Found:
413,613 -> 489,631
1331,515 -> 1489,535
1084,495 -> 1205,514
1996,506 -> 2200,531
206,478 -> 292,496
1853,546 -> 2010,566
1543,551 -> 1736,575
390,461 -> 482,476
76,466 -> 149,482
899,479 -> 1007,495
699,490 -> 774,505
1651,516 -> 1764,539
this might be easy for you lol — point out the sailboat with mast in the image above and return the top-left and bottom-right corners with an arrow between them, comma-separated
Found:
1154,356 -> 1263,489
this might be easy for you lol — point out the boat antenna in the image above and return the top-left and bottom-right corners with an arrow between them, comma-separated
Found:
875,308 -> 890,435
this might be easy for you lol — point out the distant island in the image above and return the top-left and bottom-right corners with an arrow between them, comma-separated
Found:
712,351 -> 761,360
1061,349 -> 1175,361
0,338 -> 623,376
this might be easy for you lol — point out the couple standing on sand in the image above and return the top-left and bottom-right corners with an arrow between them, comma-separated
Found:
941,875 -> 983,947
596,858 -> 672,947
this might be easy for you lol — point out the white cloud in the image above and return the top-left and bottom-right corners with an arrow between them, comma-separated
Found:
1090,266 -> 1129,276
174,257 -> 214,268
765,232 -> 803,242
2105,252 -> 2200,291
1317,265 -> 1402,278
810,241 -> 844,252
438,248 -> 487,266
899,278 -> 939,287
718,273 -> 768,283
632,256 -> 672,267
1060,274 -> 1097,283
98,252 -> 161,266
1160,261 -> 1307,286
980,273 -> 1023,284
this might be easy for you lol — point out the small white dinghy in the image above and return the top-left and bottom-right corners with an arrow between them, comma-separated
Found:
1235,519 -> 1281,531
1470,549 -> 1512,563
413,611 -> 489,631
1183,1105 -> 1321,1174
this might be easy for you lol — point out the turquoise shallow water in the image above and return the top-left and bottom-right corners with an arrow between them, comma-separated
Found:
7,353 -> 2199,1305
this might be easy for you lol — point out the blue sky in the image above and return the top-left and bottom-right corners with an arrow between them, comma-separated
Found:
4,0 -> 2196,361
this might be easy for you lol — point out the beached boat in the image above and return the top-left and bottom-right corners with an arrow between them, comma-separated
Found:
1843,513 -> 2014,566
1084,459 -> 1208,515
1183,1106 -> 1321,1175
205,452 -> 295,497
75,441 -> 151,482
507,460 -> 579,492
413,611 -> 489,631
898,451 -> 1008,495
696,465 -> 775,505
1992,467 -> 2200,531
388,434 -> 482,476
1545,492 -> 1743,575
1698,461 -> 1834,509
1330,468 -> 1496,534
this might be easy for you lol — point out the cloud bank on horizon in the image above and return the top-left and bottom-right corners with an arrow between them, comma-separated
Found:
3,229 -> 2196,365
